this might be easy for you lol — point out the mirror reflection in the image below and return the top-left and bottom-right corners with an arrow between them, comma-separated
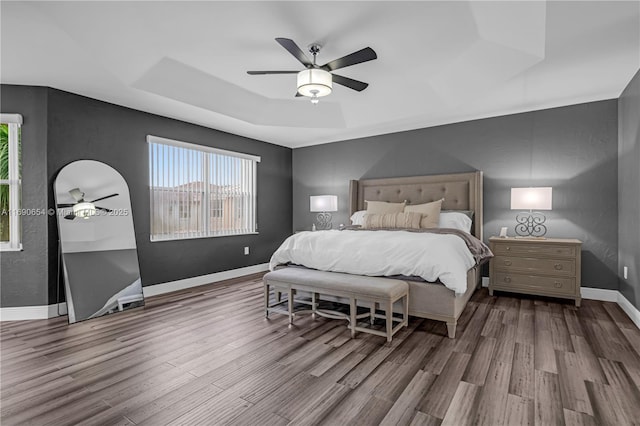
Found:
54,160 -> 144,323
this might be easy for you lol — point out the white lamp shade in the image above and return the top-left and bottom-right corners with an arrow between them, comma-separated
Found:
297,69 -> 332,97
73,201 -> 97,219
310,195 -> 338,212
511,187 -> 553,210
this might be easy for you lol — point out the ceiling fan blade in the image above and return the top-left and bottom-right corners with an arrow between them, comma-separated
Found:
56,203 -> 75,208
275,38 -> 313,68
247,70 -> 300,75
321,47 -> 377,72
331,74 -> 369,92
64,213 -> 76,220
69,188 -> 84,202
89,193 -> 118,203
95,206 -> 112,212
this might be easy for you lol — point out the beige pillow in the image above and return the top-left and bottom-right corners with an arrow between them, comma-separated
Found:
365,200 -> 406,214
362,212 -> 422,229
404,198 -> 444,228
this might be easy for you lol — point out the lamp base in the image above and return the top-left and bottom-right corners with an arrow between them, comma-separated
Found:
316,212 -> 333,230
514,211 -> 547,237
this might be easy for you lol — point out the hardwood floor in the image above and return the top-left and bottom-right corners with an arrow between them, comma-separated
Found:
2,273 -> 639,425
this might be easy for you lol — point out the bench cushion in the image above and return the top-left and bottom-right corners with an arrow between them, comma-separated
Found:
264,268 -> 408,300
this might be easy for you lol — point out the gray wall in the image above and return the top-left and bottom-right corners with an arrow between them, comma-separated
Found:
0,86 -> 50,307
293,100 -> 619,289
1,84 -> 292,307
618,69 -> 640,309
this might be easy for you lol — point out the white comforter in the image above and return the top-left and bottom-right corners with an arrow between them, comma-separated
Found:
269,229 -> 476,294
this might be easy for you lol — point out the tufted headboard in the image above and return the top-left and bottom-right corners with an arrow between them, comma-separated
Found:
349,171 -> 483,240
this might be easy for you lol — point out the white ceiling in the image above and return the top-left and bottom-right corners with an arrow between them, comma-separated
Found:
1,1 -> 639,149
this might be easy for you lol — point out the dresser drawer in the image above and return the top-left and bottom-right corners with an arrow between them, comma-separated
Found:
492,242 -> 576,257
492,272 -> 576,295
493,256 -> 576,276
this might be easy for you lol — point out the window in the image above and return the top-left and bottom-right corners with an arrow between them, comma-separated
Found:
0,114 -> 22,251
148,135 -> 260,241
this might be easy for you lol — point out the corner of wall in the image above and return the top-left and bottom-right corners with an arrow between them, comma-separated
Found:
617,68 -> 640,310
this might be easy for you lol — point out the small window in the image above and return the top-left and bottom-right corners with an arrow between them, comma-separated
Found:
148,135 -> 260,241
0,114 -> 22,251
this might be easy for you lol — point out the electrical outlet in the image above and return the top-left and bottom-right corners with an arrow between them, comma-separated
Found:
244,246 -> 250,255
623,266 -> 628,279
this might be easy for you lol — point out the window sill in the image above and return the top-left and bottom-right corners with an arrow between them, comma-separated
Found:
0,244 -> 23,252
150,232 -> 259,242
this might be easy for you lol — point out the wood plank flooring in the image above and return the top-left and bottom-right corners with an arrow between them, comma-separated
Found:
2,273 -> 639,425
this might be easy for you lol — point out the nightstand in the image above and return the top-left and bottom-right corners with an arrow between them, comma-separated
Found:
489,237 -> 582,306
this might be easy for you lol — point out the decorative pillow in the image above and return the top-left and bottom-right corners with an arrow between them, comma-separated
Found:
404,198 -> 444,228
439,211 -> 473,233
365,200 -> 406,214
350,210 -> 367,226
362,212 -> 422,229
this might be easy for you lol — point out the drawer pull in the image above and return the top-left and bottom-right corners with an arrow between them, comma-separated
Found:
504,260 -> 512,266
554,282 -> 562,288
505,246 -> 511,251
554,263 -> 563,270
504,276 -> 512,283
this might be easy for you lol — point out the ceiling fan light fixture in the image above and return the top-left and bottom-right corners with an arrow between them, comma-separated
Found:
73,202 -> 96,219
297,69 -> 332,98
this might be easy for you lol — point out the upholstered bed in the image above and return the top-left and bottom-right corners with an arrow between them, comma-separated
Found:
271,171 -> 485,338
347,171 -> 484,337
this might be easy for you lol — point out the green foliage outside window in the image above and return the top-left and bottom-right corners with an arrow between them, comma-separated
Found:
0,123 -> 20,242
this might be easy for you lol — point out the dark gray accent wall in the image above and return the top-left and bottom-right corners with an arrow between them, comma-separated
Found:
0,86 -> 50,307
1,84 -> 292,307
618,69 -> 640,309
293,100 -> 619,289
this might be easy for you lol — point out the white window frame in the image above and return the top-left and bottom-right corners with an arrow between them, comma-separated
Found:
148,135 -> 260,241
0,114 -> 23,251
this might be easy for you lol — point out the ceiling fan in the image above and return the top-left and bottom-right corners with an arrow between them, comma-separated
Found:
57,188 -> 119,220
247,37 -> 377,104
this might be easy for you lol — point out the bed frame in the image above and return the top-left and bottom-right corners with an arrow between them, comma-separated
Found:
348,171 -> 484,338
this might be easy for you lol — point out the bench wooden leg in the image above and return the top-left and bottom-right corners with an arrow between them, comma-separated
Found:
370,302 -> 376,325
446,321 -> 457,339
402,293 -> 409,327
288,288 -> 294,325
264,283 -> 270,318
386,300 -> 393,343
350,298 -> 357,338
311,292 -> 317,319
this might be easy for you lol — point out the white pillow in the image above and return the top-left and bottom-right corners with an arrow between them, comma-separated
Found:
350,210 -> 367,226
439,211 -> 473,233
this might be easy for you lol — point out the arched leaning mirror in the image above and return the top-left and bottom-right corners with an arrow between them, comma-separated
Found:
54,160 -> 144,324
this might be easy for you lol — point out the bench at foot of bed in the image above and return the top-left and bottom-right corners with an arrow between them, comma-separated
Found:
263,268 -> 409,343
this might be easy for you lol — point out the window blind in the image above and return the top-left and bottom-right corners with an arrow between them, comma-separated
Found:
148,135 -> 259,241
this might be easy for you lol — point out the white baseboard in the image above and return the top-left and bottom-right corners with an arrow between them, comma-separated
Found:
0,302 -> 67,321
4,269 -> 637,330
0,264 -> 268,321
143,263 -> 269,297
581,287 -> 618,302
616,291 -> 640,330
